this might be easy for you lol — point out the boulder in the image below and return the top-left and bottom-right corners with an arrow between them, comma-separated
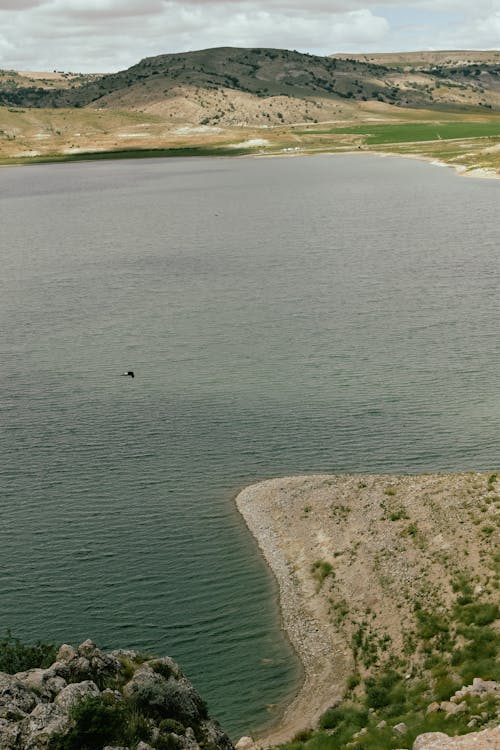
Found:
452,680 -> 499,702
393,723 -> 408,735
45,677 -> 67,696
14,669 -> 46,693
77,639 -> 97,658
0,717 -> 22,749
21,703 -> 69,749
57,641 -> 122,685
54,680 -> 99,710
56,644 -> 77,663
414,733 -> 450,750
15,667 -> 67,700
68,656 -> 91,681
198,719 -> 234,750
236,737 -> 254,750
45,661 -> 70,681
0,674 -> 39,713
426,702 -> 440,714
413,726 -> 500,749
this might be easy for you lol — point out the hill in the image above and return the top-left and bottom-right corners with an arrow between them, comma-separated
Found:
2,46 -> 500,126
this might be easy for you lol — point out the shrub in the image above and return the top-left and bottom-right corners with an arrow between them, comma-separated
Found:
455,602 -> 499,626
126,708 -> 152,743
117,655 -> 136,681
132,676 -> 207,725
364,669 -> 406,713
346,672 -> 361,691
49,693 -> 129,749
415,608 -> 449,640
293,729 -> 313,742
433,674 -> 460,701
459,658 -> 500,683
151,660 -> 174,680
0,631 -> 57,674
320,704 -> 368,731
155,735 -> 182,750
159,718 -> 186,735
311,561 -> 334,587
451,624 -> 499,681
452,573 -> 473,599
390,509 -> 408,521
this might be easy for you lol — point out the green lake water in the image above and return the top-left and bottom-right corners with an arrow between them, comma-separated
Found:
1,154 -> 499,736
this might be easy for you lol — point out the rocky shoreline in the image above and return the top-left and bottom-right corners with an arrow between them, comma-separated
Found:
236,477 -> 350,747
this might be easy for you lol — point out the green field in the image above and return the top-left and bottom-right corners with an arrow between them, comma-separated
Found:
298,121 -> 500,144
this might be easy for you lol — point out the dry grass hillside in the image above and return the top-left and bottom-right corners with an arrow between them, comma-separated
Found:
0,68 -> 100,92
333,51 -> 500,69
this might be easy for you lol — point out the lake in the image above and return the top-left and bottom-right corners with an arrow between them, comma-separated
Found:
1,153 -> 499,736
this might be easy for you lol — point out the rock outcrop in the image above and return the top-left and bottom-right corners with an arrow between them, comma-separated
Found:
0,640 -> 235,750
413,725 -> 499,749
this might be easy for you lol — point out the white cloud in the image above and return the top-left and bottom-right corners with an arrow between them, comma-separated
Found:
0,1 -> 40,8
0,1 -> 498,73
453,10 -> 500,48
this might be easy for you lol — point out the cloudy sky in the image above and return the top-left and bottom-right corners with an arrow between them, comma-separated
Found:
1,0 -> 499,73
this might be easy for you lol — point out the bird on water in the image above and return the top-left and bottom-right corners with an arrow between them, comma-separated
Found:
122,371 -> 135,378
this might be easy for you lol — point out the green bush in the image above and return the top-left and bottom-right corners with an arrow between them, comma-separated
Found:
159,718 -> 186,735
152,660 -> 174,680
364,670 -> 406,713
311,561 -> 333,587
0,631 -> 57,674
346,672 -> 361,691
415,608 -> 449,640
126,708 -> 152,743
451,624 -> 499,682
131,675 -> 207,725
319,704 -> 367,731
49,693 -> 129,749
319,704 -> 368,745
389,509 -> 408,521
459,658 -> 500,683
433,674 -> 460,701
455,602 -> 498,626
292,729 -> 313,742
453,625 -> 498,662
155,735 -> 182,750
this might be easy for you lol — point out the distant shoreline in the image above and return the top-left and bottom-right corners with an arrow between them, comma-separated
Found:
1,146 -> 498,180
